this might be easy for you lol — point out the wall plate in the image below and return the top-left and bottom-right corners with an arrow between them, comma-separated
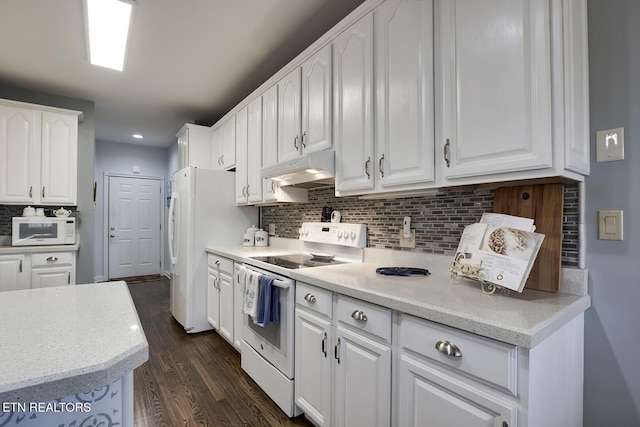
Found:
598,210 -> 623,240
596,127 -> 624,162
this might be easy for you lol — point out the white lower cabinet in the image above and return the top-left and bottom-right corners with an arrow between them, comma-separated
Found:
295,282 -> 391,427
30,251 -> 75,288
0,254 -> 28,292
395,312 -> 585,427
1,251 -> 76,292
295,284 -> 584,427
206,254 -> 238,349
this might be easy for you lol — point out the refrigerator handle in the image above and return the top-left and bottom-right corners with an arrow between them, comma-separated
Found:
168,192 -> 178,264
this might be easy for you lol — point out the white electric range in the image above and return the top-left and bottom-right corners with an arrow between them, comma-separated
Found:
239,222 -> 367,417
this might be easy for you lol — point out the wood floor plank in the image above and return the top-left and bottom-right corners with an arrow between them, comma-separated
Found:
128,278 -> 313,427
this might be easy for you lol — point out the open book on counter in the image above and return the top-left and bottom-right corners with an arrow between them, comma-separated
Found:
452,213 -> 545,293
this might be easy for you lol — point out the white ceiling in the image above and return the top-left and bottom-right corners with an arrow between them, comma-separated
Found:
0,0 -> 366,148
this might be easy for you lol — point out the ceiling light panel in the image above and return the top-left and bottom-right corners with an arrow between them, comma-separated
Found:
85,0 -> 134,71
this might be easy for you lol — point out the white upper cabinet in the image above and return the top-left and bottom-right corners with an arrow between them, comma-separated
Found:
0,99 -> 80,205
278,68 -> 302,162
333,12 -> 375,194
0,104 -> 39,204
235,107 -> 250,205
213,117 -> 236,170
375,0 -> 435,191
177,123 -> 212,170
302,44 -> 332,155
246,99 -> 264,204
436,0 -> 553,180
40,112 -> 78,205
278,45 -> 332,164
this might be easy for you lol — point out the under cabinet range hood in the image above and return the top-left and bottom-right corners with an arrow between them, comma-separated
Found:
261,150 -> 335,188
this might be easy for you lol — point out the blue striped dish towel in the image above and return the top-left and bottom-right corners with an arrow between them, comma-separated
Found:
256,275 -> 280,328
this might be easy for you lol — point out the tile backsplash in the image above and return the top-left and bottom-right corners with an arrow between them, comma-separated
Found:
261,183 -> 580,267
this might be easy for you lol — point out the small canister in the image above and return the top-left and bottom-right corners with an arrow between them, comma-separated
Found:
243,233 -> 254,246
254,229 -> 269,247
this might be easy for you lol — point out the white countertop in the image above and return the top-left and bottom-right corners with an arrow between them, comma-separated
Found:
207,244 -> 590,348
0,242 -> 80,254
0,281 -> 148,403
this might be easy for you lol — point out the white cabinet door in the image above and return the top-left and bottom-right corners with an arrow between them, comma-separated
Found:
246,98 -> 263,204
207,266 -> 220,329
0,105 -> 39,204
334,324 -> 391,427
436,0 -> 553,179
177,124 -> 212,170
302,44 -> 332,155
375,0 -> 435,189
262,85 -> 279,202
211,126 -> 223,170
334,12 -> 375,193
40,112 -> 78,205
295,309 -> 333,427
397,352 -> 517,427
278,68 -> 302,163
220,116 -> 236,170
31,265 -> 73,288
0,254 -> 28,292
218,269 -> 234,344
233,264 -> 244,352
235,108 -> 249,205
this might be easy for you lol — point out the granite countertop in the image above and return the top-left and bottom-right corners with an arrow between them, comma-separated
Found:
0,281 -> 149,403
207,243 -> 591,349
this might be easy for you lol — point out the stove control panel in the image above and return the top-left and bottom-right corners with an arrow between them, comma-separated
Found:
299,222 -> 367,248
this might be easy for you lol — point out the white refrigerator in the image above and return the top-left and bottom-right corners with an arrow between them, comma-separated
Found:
168,167 -> 257,333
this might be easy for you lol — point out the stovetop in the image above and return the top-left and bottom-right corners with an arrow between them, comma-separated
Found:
251,254 -> 346,270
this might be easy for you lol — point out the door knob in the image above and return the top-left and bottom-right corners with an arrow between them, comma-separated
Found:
110,227 -> 115,230
110,234 -> 115,238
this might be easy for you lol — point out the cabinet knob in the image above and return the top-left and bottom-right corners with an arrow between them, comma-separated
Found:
435,340 -> 462,358
46,256 -> 59,262
351,310 -> 367,322
304,293 -> 316,303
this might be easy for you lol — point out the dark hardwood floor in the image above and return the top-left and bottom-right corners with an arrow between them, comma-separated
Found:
127,277 -> 314,427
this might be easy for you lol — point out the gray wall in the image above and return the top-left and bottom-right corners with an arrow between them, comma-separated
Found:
585,1 -> 640,425
93,140 -> 170,281
0,83 -> 95,284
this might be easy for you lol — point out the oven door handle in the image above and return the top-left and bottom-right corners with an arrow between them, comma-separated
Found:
271,278 -> 291,290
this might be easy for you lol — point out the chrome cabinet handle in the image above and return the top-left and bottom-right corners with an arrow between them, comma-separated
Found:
304,293 -> 316,303
68,272 -> 71,284
435,340 -> 462,358
444,139 -> 451,167
246,184 -> 250,196
334,338 -> 341,364
19,259 -> 22,273
271,181 -> 276,192
241,186 -> 246,197
294,135 -> 299,150
46,256 -> 59,262
321,332 -> 327,357
42,186 -> 45,198
351,310 -> 367,322
365,157 -> 371,179
379,154 -> 385,177
29,186 -> 32,198
301,131 -> 307,147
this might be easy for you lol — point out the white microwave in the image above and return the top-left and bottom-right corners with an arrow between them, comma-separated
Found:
12,217 -> 77,246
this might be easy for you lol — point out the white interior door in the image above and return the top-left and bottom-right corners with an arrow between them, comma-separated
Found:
108,176 -> 162,279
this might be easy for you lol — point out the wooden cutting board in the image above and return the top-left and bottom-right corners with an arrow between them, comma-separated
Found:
492,184 -> 564,292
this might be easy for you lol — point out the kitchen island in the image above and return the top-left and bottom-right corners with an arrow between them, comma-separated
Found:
0,281 -> 148,426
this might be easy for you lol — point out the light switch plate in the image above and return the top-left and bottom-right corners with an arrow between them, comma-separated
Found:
596,127 -> 625,162
598,210 -> 623,240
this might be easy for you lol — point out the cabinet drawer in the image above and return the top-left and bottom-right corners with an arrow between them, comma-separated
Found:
207,254 -> 233,273
296,281 -> 332,318
399,313 -> 518,395
31,252 -> 74,267
336,294 -> 391,342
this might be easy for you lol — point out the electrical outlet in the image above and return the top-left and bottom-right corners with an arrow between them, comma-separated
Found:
268,223 -> 276,236
399,230 -> 416,248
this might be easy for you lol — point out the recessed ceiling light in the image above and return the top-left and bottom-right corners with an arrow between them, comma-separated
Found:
132,133 -> 143,139
84,0 -> 134,71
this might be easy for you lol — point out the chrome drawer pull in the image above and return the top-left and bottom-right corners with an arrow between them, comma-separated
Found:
321,332 -> 327,357
435,340 -> 462,358
46,256 -> 59,262
304,293 -> 316,303
351,310 -> 367,322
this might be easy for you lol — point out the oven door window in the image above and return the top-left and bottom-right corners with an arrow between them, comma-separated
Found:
19,222 -> 58,240
246,317 -> 281,350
